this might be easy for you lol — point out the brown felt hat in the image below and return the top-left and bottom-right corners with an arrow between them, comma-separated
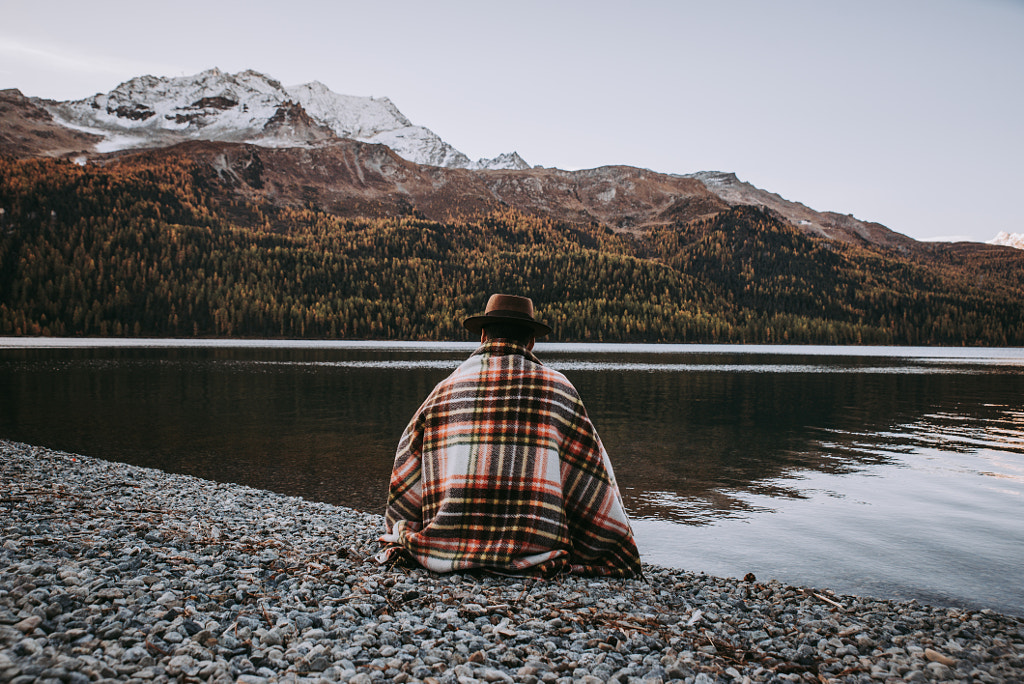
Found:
462,294 -> 552,337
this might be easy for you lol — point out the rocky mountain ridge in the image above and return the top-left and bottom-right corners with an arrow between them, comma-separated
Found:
109,139 -> 922,249
1,68 -> 1013,250
26,68 -> 531,170
0,88 -> 102,158
682,172 -> 916,251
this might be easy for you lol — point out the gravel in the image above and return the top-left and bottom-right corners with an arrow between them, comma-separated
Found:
1,439 -> 1022,683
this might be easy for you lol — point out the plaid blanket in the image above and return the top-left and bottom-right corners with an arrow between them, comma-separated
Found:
376,339 -> 641,576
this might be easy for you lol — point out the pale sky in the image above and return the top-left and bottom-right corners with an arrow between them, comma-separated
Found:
2,0 -> 1022,243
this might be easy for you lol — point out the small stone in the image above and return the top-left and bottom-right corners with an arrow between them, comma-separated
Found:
924,648 -> 957,667
95,587 -> 124,601
308,656 -> 330,672
261,627 -> 284,646
166,654 -> 197,676
665,661 -> 689,679
462,603 -> 485,617
237,676 -> 269,684
14,616 -> 42,633
156,591 -> 178,606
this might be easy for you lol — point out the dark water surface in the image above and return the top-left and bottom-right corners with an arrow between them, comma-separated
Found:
2,339 -> 1022,615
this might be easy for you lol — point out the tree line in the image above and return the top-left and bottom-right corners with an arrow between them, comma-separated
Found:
2,156 -> 1022,345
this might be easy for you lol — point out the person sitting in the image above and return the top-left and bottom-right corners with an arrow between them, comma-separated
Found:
376,294 -> 641,577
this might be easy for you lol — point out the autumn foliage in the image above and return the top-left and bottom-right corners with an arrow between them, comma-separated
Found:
1,156 -> 1022,344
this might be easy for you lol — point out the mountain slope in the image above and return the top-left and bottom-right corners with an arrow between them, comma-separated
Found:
0,88 -> 102,159
110,139 -> 728,230
4,65 -> 1023,342
30,68 -> 530,170
0,67 -> 952,252
0,68 -> 915,249
2,154 -> 1022,344
685,171 -> 916,251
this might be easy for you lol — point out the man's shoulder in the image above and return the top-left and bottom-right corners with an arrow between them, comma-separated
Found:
447,351 -> 578,391
531,362 -> 575,388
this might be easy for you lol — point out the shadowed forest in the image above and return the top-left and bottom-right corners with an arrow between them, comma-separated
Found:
2,156 -> 1023,344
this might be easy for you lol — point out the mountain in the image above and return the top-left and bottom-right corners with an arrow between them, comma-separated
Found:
28,68 -> 531,170
0,68 -> 923,250
0,88 -> 103,158
120,140 -> 726,230
108,140 -> 921,253
684,171 -> 916,251
4,68 -> 921,251
3,68 -> 1024,345
990,232 -> 1024,250
2,152 -> 1022,344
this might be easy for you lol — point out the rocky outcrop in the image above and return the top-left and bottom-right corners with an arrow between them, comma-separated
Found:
0,89 -> 102,159
685,171 -> 916,251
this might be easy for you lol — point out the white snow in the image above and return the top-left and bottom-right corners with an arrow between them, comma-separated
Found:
473,152 -> 531,171
989,231 -> 1024,250
284,82 -> 411,138
33,68 -> 528,170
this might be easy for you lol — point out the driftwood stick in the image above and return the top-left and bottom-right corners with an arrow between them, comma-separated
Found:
804,589 -> 844,609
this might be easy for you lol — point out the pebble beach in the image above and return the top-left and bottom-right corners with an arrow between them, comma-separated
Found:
1,440 -> 1021,684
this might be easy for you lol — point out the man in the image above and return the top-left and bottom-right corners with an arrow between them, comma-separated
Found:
377,294 -> 641,577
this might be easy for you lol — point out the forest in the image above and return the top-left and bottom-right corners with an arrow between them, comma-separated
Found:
2,155 -> 1023,345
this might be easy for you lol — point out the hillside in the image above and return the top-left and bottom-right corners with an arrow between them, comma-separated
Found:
113,140 -> 729,232
2,153 -> 1022,345
0,89 -> 102,159
1,68 -> 948,251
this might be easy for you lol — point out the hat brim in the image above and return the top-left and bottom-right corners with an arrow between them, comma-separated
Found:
463,313 -> 551,337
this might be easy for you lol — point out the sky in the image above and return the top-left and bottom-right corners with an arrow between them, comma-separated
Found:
2,0 -> 1022,243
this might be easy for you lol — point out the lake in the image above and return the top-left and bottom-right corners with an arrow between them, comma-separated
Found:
1,338 -> 1022,616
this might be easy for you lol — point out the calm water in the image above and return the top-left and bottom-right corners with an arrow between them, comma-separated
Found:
2,339 -> 1022,616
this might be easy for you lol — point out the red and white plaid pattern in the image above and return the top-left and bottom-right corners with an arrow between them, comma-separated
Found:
377,339 -> 641,576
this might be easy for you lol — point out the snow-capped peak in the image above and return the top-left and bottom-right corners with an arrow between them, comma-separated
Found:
284,81 -> 411,138
989,231 -> 1024,250
473,151 -> 532,171
33,68 -> 529,169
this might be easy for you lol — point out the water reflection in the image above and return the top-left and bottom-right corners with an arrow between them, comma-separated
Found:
1,344 -> 1021,521
1,342 -> 1022,613
567,364 -> 1019,523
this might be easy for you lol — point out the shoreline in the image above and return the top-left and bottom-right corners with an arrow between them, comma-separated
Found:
1,440 -> 1021,683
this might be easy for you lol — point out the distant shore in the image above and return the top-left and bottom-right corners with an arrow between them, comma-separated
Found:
1,439 -> 1021,683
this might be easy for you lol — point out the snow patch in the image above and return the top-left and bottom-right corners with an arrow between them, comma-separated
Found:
32,68 -> 529,170
989,231 -> 1024,250
473,152 -> 531,171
